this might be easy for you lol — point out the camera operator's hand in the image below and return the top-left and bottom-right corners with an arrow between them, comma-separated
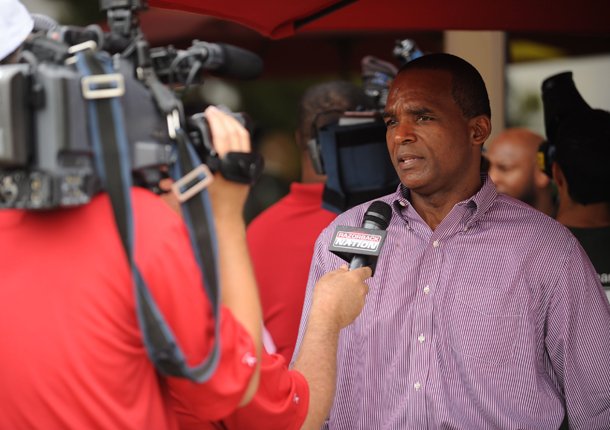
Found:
201,105 -> 262,405
158,105 -> 253,218
158,105 -> 262,405
203,105 -> 251,221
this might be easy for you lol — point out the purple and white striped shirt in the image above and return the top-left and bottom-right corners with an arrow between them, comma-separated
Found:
293,176 -> 610,429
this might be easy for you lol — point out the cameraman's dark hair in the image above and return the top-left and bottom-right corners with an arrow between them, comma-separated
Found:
397,52 -> 491,119
296,80 -> 375,149
555,108 -> 610,204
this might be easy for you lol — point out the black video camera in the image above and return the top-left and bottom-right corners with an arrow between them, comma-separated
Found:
0,0 -> 263,210
538,71 -> 591,177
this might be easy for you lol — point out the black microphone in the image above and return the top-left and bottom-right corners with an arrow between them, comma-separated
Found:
31,14 -> 106,48
328,201 -> 392,275
349,201 -> 392,270
30,13 -> 58,32
186,41 -> 264,80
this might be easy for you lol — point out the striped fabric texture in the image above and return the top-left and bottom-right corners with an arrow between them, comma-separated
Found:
293,176 -> 610,429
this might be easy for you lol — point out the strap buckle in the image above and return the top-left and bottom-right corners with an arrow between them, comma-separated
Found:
171,164 -> 214,203
81,73 -> 125,99
69,40 -> 98,55
166,110 -> 181,140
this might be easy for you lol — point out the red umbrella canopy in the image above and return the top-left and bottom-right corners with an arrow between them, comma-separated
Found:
149,0 -> 610,39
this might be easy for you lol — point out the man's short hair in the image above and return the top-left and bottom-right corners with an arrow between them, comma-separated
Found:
296,80 -> 375,148
555,108 -> 610,204
398,53 -> 491,120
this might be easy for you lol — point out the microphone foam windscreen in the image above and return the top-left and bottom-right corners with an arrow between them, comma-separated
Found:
364,201 -> 392,230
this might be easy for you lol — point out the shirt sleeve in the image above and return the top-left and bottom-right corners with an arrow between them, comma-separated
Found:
168,307 -> 258,425
545,238 -> 610,429
219,351 -> 309,430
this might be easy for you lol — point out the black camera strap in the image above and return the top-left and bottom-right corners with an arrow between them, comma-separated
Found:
75,50 -> 220,382
139,60 -> 223,341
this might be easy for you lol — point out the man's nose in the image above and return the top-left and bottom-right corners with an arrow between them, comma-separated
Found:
393,120 -> 416,145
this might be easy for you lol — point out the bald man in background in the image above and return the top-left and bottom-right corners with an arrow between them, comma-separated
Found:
485,128 -> 556,217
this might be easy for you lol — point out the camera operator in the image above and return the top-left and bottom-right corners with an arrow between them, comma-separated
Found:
0,1 -> 373,429
551,107 -> 610,298
539,71 -> 610,300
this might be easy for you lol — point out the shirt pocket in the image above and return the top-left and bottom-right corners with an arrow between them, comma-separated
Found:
447,282 -> 525,364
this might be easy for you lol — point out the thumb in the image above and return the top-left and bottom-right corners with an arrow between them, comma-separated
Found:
351,265 -> 372,281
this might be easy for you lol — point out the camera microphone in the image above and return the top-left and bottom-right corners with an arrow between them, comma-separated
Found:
186,41 -> 263,80
31,13 -> 58,32
31,13 -> 106,54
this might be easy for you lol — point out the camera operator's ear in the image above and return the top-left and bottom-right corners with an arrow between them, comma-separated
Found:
307,125 -> 325,175
551,162 -> 567,190
537,140 -> 556,178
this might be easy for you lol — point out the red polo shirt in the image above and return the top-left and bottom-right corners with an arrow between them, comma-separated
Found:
0,189 -> 255,429
247,182 -> 337,362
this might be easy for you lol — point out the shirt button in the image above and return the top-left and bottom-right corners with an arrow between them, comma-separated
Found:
414,382 -> 422,391
417,334 -> 425,343
423,285 -> 430,294
399,200 -> 407,207
433,240 -> 440,248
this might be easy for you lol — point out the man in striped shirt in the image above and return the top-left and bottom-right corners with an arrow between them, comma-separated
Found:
293,53 -> 610,429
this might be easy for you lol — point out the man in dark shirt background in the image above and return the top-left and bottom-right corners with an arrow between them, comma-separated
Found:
551,107 -> 610,299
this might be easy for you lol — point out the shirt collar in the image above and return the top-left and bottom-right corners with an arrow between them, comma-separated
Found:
391,174 -> 497,229
466,174 -> 497,227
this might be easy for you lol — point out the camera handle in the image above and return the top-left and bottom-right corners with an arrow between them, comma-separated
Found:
100,0 -> 147,39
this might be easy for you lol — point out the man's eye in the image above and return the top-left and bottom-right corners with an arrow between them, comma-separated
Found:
417,115 -> 433,122
384,118 -> 396,127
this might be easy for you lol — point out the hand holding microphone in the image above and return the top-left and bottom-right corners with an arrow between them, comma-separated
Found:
311,265 -> 372,330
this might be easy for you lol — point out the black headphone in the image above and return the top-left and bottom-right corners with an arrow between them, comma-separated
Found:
536,140 -> 556,178
306,133 -> 325,175
306,109 -> 352,175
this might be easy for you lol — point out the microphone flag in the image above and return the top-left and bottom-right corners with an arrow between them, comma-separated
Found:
328,225 -> 387,274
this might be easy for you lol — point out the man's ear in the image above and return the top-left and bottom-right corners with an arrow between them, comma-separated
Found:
551,162 -> 564,187
470,116 -> 492,148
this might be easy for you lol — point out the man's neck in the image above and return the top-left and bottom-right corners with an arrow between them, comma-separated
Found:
410,178 -> 482,231
556,200 -> 610,228
534,187 -> 557,218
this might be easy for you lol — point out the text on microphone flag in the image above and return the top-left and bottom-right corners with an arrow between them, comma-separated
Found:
333,231 -> 382,251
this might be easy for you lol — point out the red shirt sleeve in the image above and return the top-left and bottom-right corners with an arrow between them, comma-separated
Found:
168,308 -> 257,425
218,351 -> 309,430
